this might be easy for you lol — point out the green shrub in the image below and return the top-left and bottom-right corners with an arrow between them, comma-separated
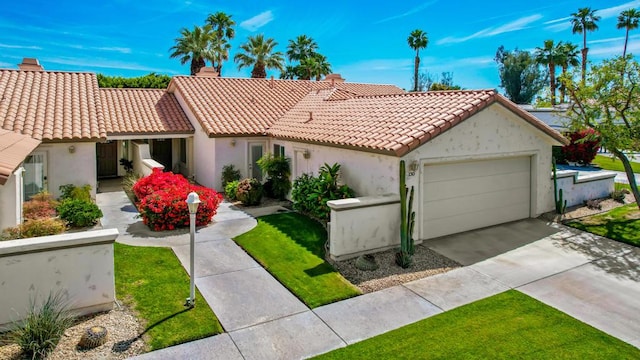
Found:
236,178 -> 263,206
225,180 -> 240,201
58,184 -> 92,202
11,291 -> 75,359
257,153 -> 291,200
291,163 -> 355,221
57,199 -> 103,228
2,218 -> 67,240
611,189 -> 629,203
221,164 -> 241,189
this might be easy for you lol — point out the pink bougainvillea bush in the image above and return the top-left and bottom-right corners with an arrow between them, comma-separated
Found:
133,168 -> 222,231
561,128 -> 601,165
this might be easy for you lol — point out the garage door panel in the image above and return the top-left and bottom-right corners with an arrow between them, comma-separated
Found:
424,157 -> 529,183
424,170 -> 530,202
423,203 -> 531,239
423,186 -> 530,220
421,157 -> 531,240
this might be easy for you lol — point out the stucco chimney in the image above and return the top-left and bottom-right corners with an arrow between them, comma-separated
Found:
18,58 -> 44,71
324,73 -> 345,83
195,67 -> 219,77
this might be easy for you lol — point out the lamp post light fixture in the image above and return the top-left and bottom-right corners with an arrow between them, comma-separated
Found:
185,191 -> 201,308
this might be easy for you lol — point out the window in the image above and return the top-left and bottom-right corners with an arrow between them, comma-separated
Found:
273,144 -> 285,157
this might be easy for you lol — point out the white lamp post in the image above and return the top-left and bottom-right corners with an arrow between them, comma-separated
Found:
185,191 -> 201,308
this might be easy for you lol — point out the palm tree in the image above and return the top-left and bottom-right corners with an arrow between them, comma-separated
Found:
206,11 -> 235,75
234,34 -> 285,78
556,42 -> 580,103
286,35 -> 319,62
407,29 -> 428,92
617,8 -> 640,57
535,39 -> 561,106
299,54 -> 332,80
571,7 -> 600,83
169,25 -> 213,76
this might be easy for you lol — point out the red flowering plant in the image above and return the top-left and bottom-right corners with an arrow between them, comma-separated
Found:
561,128 -> 601,165
133,169 -> 222,231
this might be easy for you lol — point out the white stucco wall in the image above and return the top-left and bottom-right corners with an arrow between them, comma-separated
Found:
327,195 -> 403,260
0,170 -> 21,230
274,140 -> 398,196
0,229 -> 118,327
35,142 -> 97,199
555,170 -> 616,207
401,103 -> 560,239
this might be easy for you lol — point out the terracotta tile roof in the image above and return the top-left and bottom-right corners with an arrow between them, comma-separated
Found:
100,88 -> 194,136
0,69 -> 105,141
269,89 -> 569,157
0,129 -> 41,185
169,76 -> 404,137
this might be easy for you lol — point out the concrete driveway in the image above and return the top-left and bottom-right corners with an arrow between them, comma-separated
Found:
423,219 -> 640,348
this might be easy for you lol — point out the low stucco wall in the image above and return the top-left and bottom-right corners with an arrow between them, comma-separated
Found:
132,141 -> 164,177
328,194 -> 405,261
0,229 -> 118,328
555,170 -> 616,207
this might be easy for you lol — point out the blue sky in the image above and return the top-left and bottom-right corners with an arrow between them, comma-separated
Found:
1,0 -> 638,90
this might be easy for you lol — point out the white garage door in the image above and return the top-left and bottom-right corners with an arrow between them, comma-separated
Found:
421,157 -> 531,239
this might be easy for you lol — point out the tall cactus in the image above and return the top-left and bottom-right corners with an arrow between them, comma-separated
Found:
397,160 -> 416,268
552,157 -> 567,214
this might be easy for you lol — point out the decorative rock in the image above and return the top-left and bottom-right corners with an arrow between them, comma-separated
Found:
77,326 -> 108,349
355,254 -> 379,271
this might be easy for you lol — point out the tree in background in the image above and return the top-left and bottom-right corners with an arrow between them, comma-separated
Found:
284,35 -> 331,80
410,72 -> 435,92
429,72 -> 461,91
206,11 -> 235,75
535,39 -> 561,105
495,46 -> 546,104
169,25 -> 213,75
97,73 -> 172,88
234,34 -> 285,78
571,7 -> 600,83
617,8 -> 640,57
407,29 -> 428,92
560,56 -> 640,207
556,42 -> 580,103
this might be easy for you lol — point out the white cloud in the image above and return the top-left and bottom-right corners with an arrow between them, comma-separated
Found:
596,0 -> 640,19
95,47 -> 132,54
544,22 -> 571,32
41,56 -> 179,74
375,1 -> 437,24
240,10 -> 274,31
437,14 -> 542,45
0,43 -> 42,50
544,16 -> 571,25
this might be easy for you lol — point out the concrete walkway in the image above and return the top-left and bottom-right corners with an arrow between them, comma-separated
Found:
97,192 -> 640,359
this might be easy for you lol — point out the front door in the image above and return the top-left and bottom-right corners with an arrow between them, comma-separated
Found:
249,143 -> 265,181
23,152 -> 47,200
151,139 -> 173,171
97,141 -> 118,178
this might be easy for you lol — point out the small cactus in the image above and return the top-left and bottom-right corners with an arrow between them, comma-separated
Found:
552,157 -> 567,214
77,326 -> 108,349
396,160 -> 415,268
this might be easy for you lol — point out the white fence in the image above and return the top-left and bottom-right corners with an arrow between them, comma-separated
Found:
0,229 -> 118,328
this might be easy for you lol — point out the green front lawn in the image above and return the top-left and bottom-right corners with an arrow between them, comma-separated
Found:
566,203 -> 640,247
593,154 -> 640,173
234,212 -> 360,308
314,290 -> 639,359
114,243 -> 223,350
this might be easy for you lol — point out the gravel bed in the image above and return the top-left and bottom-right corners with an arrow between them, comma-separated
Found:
0,305 -> 147,360
330,244 -> 461,293
540,192 -> 636,222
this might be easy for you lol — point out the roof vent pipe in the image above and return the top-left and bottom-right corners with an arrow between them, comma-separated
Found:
270,75 -> 274,89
